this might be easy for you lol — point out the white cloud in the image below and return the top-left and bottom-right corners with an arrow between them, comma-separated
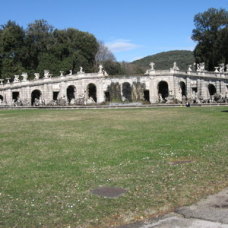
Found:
105,39 -> 140,53
130,56 -> 144,61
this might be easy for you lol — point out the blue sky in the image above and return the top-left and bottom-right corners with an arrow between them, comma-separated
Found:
0,0 -> 227,62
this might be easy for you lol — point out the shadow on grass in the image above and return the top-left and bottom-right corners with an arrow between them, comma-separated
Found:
221,110 -> 228,112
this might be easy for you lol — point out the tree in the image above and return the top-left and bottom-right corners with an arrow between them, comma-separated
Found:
95,41 -> 116,63
0,21 -> 26,78
192,8 -> 228,70
95,41 -> 123,75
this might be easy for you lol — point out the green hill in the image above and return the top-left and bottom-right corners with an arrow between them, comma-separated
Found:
132,50 -> 195,71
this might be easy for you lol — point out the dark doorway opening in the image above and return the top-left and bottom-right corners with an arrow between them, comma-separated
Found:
31,90 -> 42,105
180,81 -> 186,96
105,91 -> 110,102
158,81 -> 169,99
0,95 -> 3,101
208,84 -> 216,96
122,82 -> 132,101
12,92 -> 19,102
192,88 -> 197,93
88,83 -> 97,102
53,92 -> 59,101
144,90 -> 150,102
67,85 -> 76,103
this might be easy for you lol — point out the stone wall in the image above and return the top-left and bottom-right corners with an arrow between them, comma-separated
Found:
0,69 -> 228,106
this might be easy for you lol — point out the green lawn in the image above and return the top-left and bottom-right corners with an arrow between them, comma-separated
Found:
0,107 -> 228,227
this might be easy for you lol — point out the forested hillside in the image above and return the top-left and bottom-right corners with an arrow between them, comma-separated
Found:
132,50 -> 195,71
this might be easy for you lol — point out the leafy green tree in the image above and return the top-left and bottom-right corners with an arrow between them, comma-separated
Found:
0,21 -> 26,78
26,19 -> 54,71
192,8 -> 228,70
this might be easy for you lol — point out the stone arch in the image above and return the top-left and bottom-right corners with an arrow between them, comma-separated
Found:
158,81 -> 169,100
31,89 -> 42,105
122,82 -> 132,101
67,85 -> 76,103
208,84 -> 216,96
179,81 -> 187,96
87,83 -> 97,102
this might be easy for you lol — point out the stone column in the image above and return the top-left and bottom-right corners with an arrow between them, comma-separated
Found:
186,78 -> 191,99
20,86 -> 31,105
96,81 -> 105,103
200,79 -> 208,100
59,81 -> 67,99
197,79 -> 201,97
5,88 -> 12,105
215,81 -> 220,94
149,78 -> 158,103
174,78 -> 182,101
220,81 -> 226,97
168,77 -> 175,97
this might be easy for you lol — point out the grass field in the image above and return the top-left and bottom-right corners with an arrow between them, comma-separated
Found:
0,107 -> 228,227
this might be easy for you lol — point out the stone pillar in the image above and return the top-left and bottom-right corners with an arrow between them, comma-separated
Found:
59,81 -> 67,99
215,81 -> 220,94
20,86 -> 31,105
220,81 -> 226,97
5,89 -> 12,105
186,78 -> 191,99
200,79 -> 208,100
96,82 -> 105,103
149,78 -> 158,103
168,77 -> 175,97
174,78 -> 181,101
197,79 -> 201,97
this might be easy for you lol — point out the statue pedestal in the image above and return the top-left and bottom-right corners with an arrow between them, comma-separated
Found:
148,70 -> 156,75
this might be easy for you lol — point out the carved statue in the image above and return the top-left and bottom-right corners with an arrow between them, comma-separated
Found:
197,62 -> 205,72
78,66 -> 84,74
188,65 -> 192,72
34,73 -> 40,80
103,70 -> 108,76
150,62 -> 155,71
219,63 -> 225,73
214,67 -> 219,73
98,64 -> 103,74
60,71 -> 64,77
21,73 -> 28,81
172,62 -> 179,71
14,75 -> 20,83
69,70 -> 73,75
44,70 -> 50,79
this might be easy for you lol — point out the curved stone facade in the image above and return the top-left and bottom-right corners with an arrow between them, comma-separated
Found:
0,66 -> 228,106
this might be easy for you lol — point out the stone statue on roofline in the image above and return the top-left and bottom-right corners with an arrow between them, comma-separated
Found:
97,64 -> 108,76
145,62 -> 155,75
44,70 -> 50,79
188,65 -> 192,72
219,63 -> 225,73
21,72 -> 28,81
150,62 -> 155,71
14,75 -> 20,83
170,62 -> 179,72
98,64 -> 103,74
34,73 -> 40,80
77,66 -> 85,74
197,62 -> 205,72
